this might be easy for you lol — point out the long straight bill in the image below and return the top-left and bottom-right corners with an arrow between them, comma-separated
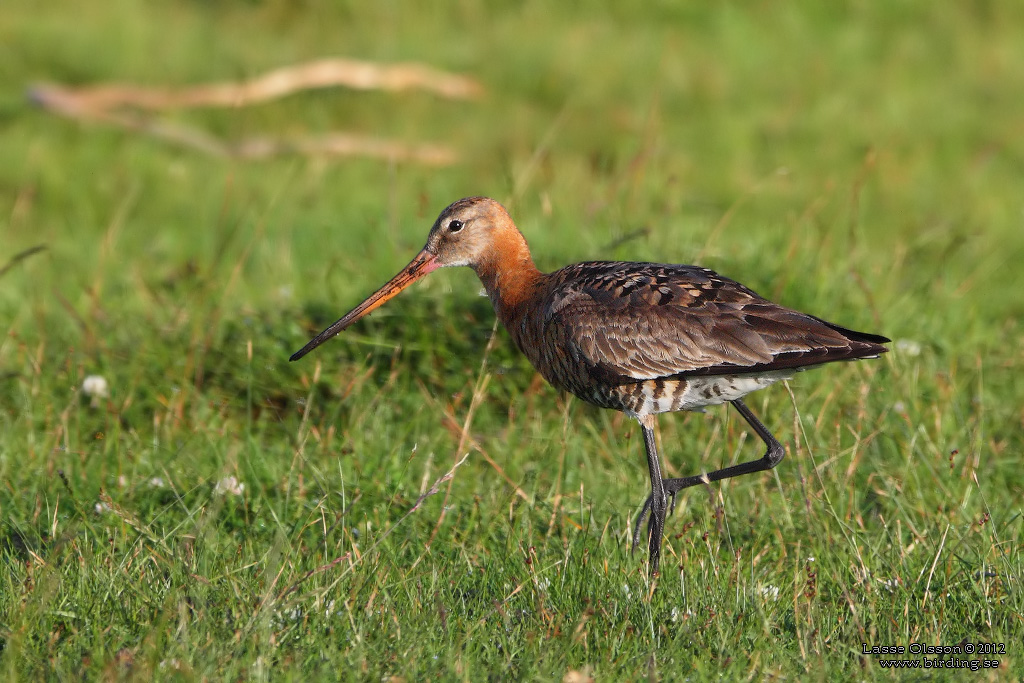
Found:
290,249 -> 439,362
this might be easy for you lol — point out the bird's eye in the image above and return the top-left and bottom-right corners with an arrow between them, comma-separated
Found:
448,219 -> 464,233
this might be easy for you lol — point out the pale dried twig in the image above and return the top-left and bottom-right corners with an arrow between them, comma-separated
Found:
28,57 -> 478,165
29,58 -> 482,113
30,87 -> 458,165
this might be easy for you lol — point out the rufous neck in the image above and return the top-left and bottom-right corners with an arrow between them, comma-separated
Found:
473,230 -> 543,310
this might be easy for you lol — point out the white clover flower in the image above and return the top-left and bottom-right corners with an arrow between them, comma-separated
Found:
758,584 -> 780,602
214,475 -> 245,496
670,607 -> 694,622
877,577 -> 899,593
82,375 -> 109,407
894,339 -> 922,357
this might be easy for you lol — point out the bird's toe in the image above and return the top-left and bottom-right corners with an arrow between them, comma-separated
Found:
631,496 -> 654,551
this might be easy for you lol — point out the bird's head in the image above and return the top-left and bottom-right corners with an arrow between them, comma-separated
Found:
290,196 -> 524,361
423,196 -> 518,270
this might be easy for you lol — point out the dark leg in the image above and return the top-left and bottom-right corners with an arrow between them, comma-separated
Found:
632,399 -> 785,550
638,414 -> 667,574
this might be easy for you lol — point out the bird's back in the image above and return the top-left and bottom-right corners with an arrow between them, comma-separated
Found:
499,260 -> 888,417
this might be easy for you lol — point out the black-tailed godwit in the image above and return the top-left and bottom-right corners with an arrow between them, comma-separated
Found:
291,197 -> 889,574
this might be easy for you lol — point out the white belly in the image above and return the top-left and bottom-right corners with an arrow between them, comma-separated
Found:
634,369 -> 797,417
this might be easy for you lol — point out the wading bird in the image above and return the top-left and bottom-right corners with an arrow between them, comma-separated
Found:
291,197 -> 889,574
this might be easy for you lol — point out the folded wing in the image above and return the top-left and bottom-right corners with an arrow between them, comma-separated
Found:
543,262 -> 888,382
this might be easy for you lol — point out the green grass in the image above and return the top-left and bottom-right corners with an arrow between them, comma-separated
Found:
2,1 -> 1023,680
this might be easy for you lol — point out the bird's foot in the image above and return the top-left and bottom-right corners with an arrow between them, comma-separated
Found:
630,475 -> 712,551
631,489 -> 681,551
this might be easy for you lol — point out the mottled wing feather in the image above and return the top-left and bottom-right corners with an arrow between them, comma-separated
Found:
543,262 -> 886,381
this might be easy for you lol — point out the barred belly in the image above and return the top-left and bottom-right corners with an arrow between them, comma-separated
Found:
605,369 -> 797,418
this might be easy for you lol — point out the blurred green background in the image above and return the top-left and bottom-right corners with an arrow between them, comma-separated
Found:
1,1 -> 1022,680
